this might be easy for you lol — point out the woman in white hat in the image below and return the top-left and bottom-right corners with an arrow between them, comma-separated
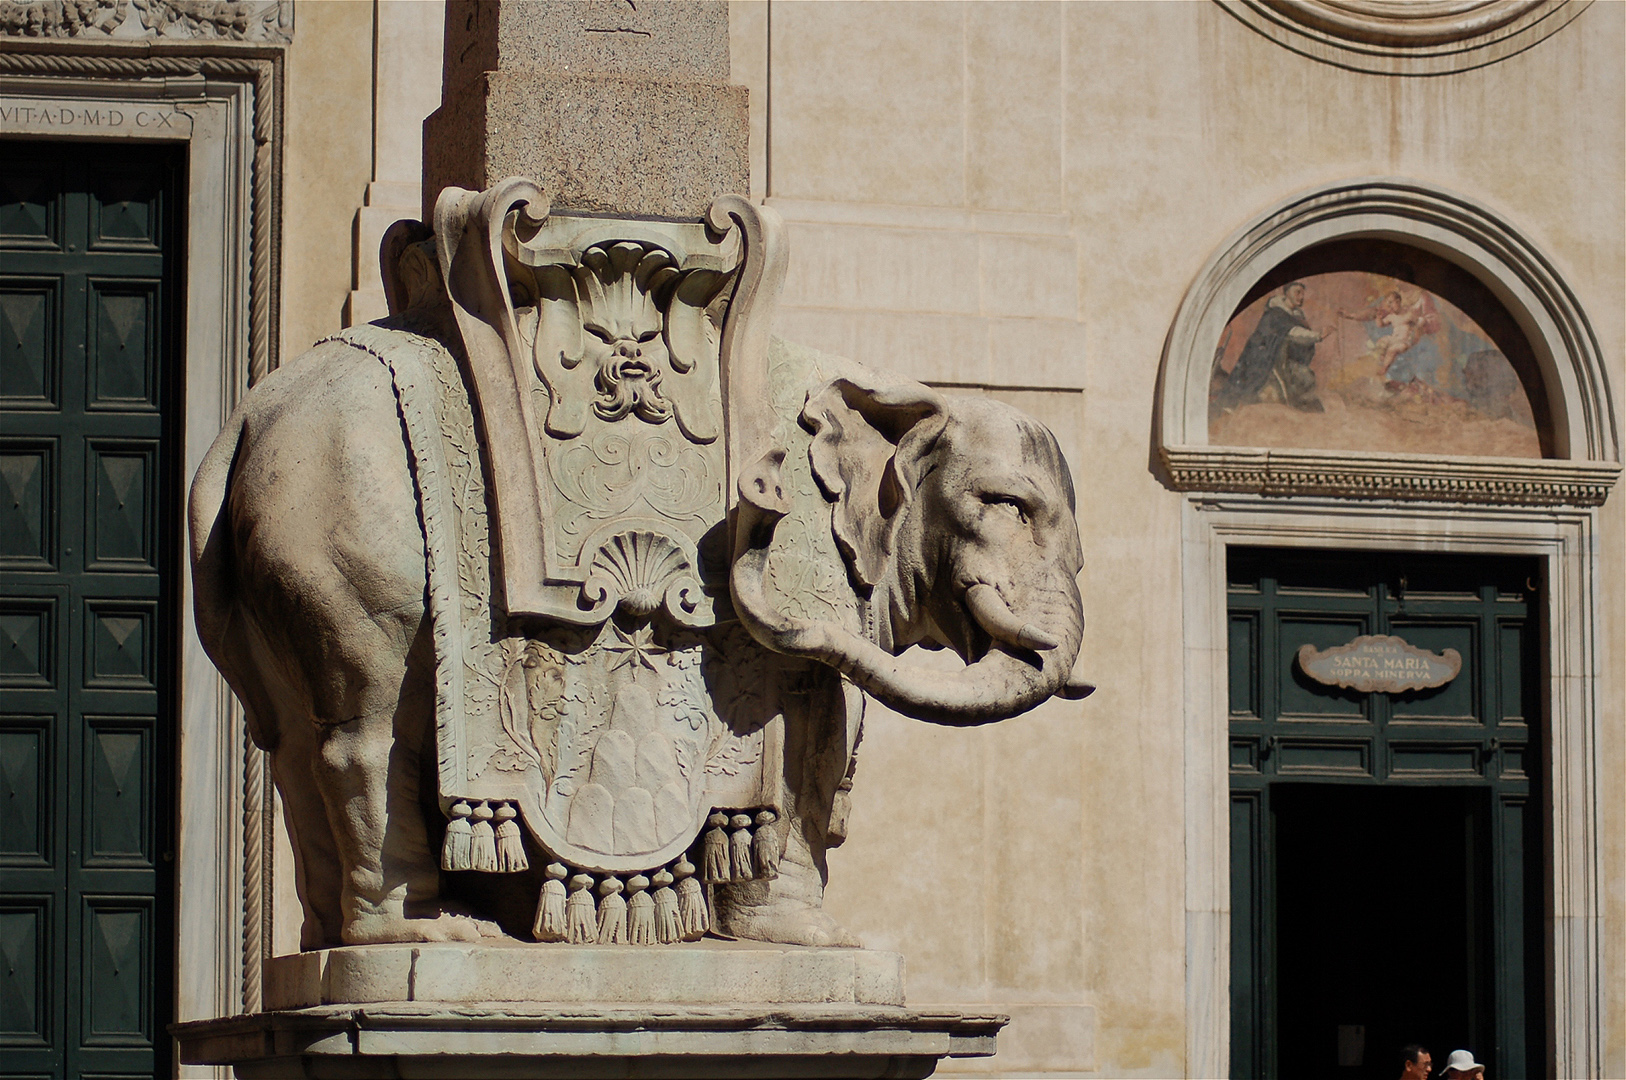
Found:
1440,1048 -> 1485,1078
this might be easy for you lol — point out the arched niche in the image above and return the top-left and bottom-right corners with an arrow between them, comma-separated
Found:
1158,179 -> 1620,505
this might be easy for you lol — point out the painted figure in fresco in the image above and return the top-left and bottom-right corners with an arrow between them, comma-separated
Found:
1212,281 -> 1329,414
1339,288 -> 1441,388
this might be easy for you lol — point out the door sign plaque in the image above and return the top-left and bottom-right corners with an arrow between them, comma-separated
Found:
1297,634 -> 1461,693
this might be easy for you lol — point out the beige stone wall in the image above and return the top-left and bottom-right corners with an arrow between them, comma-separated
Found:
731,2 -> 1625,1076
278,0 -> 374,362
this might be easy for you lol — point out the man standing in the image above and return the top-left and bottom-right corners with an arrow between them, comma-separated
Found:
1212,280 -> 1329,415
1395,1044 -> 1432,1079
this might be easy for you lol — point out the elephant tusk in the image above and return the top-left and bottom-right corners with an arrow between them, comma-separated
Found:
964,584 -> 1059,651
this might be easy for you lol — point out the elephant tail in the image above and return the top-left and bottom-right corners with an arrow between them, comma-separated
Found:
188,406 -> 279,752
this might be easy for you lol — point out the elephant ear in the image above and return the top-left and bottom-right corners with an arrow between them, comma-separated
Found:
803,375 -> 947,592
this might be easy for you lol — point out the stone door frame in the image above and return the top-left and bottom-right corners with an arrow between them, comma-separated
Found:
1180,495 -> 1606,1078
0,59 -> 281,1034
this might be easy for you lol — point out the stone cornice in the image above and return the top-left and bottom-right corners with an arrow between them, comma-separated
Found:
1161,445 -> 1620,506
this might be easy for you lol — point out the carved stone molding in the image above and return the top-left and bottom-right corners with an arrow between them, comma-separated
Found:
1159,178 -> 1620,506
1161,446 -> 1620,506
0,0 -> 292,42
1220,0 -> 1587,74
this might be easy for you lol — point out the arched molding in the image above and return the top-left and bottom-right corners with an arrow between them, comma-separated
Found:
1220,0 -> 1590,76
1158,178 -> 1620,506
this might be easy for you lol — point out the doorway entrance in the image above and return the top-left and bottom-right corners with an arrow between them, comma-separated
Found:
1,138 -> 184,1079
1228,547 -> 1544,1079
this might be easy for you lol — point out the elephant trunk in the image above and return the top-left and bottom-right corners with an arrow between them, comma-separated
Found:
733,529 -> 1077,725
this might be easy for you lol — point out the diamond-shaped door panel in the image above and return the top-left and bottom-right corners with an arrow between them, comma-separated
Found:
0,442 -> 55,570
84,717 -> 151,867
86,442 -> 154,572
81,898 -> 151,1046
0,282 -> 58,408
0,600 -> 55,688
91,165 -> 162,251
83,602 -> 154,689
0,165 -> 57,248
0,719 -> 50,866
0,900 -> 50,1046
87,282 -> 158,411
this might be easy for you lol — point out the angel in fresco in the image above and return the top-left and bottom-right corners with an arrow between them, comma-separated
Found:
1339,287 -> 1441,387
1211,280 -> 1330,414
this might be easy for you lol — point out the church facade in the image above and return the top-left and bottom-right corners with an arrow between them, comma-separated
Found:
0,2 -> 1620,1076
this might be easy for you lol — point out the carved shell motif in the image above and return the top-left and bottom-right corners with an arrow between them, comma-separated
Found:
580,531 -> 707,626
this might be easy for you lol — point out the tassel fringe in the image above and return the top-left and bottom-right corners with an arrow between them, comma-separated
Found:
529,808 -> 785,944
441,800 -> 473,871
626,875 -> 656,945
494,802 -> 529,872
566,873 -> 597,944
652,869 -> 681,944
728,813 -> 754,880
751,810 -> 780,880
674,857 -> 708,940
469,801 -> 498,872
533,863 -> 568,942
596,876 -> 626,944
701,812 -> 730,884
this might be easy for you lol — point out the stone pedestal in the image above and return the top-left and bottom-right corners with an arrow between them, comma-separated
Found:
173,943 -> 1005,1079
421,0 -> 748,219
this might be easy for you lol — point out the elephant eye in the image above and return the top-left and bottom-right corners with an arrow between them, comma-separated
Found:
584,324 -> 615,343
637,329 -> 660,343
983,494 -> 1030,525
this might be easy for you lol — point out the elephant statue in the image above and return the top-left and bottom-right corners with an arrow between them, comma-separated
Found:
188,188 -> 1089,951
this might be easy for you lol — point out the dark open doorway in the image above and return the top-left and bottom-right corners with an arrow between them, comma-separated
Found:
1273,784 -> 1491,1078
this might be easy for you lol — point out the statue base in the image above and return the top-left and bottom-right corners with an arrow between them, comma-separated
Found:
173,942 -> 1005,1079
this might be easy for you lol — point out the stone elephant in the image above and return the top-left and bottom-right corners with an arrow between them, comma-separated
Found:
189,253 -> 1089,953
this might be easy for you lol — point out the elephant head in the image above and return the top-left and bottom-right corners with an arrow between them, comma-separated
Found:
731,371 -> 1092,725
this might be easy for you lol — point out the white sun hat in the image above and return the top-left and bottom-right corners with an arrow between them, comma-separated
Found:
1440,1049 -> 1485,1076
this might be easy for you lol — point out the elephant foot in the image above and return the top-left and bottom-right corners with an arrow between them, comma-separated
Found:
713,885 -> 862,948
723,903 -> 863,948
342,910 -> 502,944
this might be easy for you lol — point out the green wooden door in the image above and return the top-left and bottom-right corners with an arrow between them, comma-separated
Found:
1,139 -> 180,1080
1228,548 -> 1543,1080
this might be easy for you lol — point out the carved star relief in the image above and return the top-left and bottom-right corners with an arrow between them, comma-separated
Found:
604,622 -> 666,673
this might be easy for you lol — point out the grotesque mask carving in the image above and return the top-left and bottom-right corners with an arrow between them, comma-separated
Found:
522,235 -> 731,446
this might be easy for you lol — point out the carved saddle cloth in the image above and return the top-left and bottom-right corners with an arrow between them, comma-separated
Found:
332,322 -> 783,879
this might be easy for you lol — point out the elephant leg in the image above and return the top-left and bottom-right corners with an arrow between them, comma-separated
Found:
310,703 -> 496,945
711,811 -> 860,948
712,676 -> 861,948
267,739 -> 345,950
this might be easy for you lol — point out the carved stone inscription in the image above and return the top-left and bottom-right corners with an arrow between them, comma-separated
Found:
1297,634 -> 1461,694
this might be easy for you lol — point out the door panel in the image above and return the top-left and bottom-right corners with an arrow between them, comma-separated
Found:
0,139 -> 180,1080
1228,548 -> 1544,1079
